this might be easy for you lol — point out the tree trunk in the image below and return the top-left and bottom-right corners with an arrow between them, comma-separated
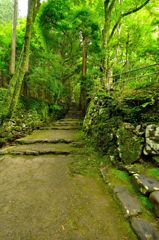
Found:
101,0 -> 116,89
9,0 -> 18,75
101,0 -> 150,90
7,0 -> 37,118
125,33 -> 129,73
80,36 -> 87,115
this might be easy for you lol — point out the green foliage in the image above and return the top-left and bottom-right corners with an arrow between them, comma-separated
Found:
0,0 -> 158,121
0,88 -> 8,123
49,104 -> 68,119
0,0 -> 13,23
22,97 -> 49,120
39,0 -> 69,30
28,61 -> 64,102
0,23 -> 12,79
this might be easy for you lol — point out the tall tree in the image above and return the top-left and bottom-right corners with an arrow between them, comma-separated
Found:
7,0 -> 40,118
101,0 -> 150,88
9,0 -> 18,75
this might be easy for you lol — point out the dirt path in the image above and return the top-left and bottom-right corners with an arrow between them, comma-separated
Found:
0,116 -> 137,240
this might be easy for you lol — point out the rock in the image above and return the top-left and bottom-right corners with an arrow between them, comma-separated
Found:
132,174 -> 159,195
124,165 -> 139,175
144,124 -> 159,156
149,191 -> 159,217
131,218 -> 159,240
135,125 -> 145,136
114,186 -> 142,217
117,123 -> 143,164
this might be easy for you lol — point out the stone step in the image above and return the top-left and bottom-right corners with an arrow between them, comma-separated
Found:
131,218 -> 159,240
0,143 -> 78,156
16,139 -> 74,144
55,121 -> 82,126
60,118 -> 81,121
65,114 -> 82,119
149,191 -> 159,217
16,129 -> 79,145
39,126 -> 80,130
113,186 -> 142,217
132,174 -> 159,195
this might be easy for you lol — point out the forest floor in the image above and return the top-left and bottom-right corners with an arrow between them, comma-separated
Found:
0,114 -> 137,240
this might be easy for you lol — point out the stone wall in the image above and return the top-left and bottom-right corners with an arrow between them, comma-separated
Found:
0,92 -> 68,147
83,87 -> 159,165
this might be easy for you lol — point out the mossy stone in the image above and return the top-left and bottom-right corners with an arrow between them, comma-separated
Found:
117,123 -> 143,164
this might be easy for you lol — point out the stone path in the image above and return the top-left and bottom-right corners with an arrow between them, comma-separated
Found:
0,113 -> 137,239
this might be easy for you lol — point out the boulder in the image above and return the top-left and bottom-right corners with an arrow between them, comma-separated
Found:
149,191 -> 159,217
132,174 -> 159,195
131,218 -> 159,240
117,123 -> 143,164
114,186 -> 142,217
144,124 -> 159,156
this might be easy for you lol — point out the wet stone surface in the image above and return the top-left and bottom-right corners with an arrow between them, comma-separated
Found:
0,117 -> 137,240
132,174 -> 159,195
149,191 -> 159,217
131,218 -> 159,240
114,186 -> 142,217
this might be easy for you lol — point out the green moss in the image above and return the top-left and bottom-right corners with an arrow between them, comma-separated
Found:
146,168 -> 159,180
7,132 -> 13,140
117,125 -> 143,164
104,167 -> 157,224
110,169 -> 130,182
139,196 -> 154,210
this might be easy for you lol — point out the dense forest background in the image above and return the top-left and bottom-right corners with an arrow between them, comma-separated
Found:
0,0 -> 159,140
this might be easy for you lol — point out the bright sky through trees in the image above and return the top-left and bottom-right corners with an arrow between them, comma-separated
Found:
18,0 -> 28,16
18,0 -> 45,16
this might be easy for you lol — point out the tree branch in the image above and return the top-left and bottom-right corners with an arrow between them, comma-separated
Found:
122,0 -> 150,17
108,0 -> 150,44
104,0 -> 110,10
108,0 -> 116,16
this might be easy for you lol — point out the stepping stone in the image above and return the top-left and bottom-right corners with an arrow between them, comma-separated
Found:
0,143 -> 77,155
149,191 -> 159,217
114,186 -> 142,217
131,218 -> 159,240
132,174 -> 159,195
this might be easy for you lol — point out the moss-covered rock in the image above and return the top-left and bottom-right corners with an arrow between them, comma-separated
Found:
144,124 -> 159,156
116,123 -> 144,164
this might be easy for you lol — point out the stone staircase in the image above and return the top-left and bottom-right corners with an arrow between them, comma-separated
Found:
0,108 -> 158,239
0,117 -> 82,156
